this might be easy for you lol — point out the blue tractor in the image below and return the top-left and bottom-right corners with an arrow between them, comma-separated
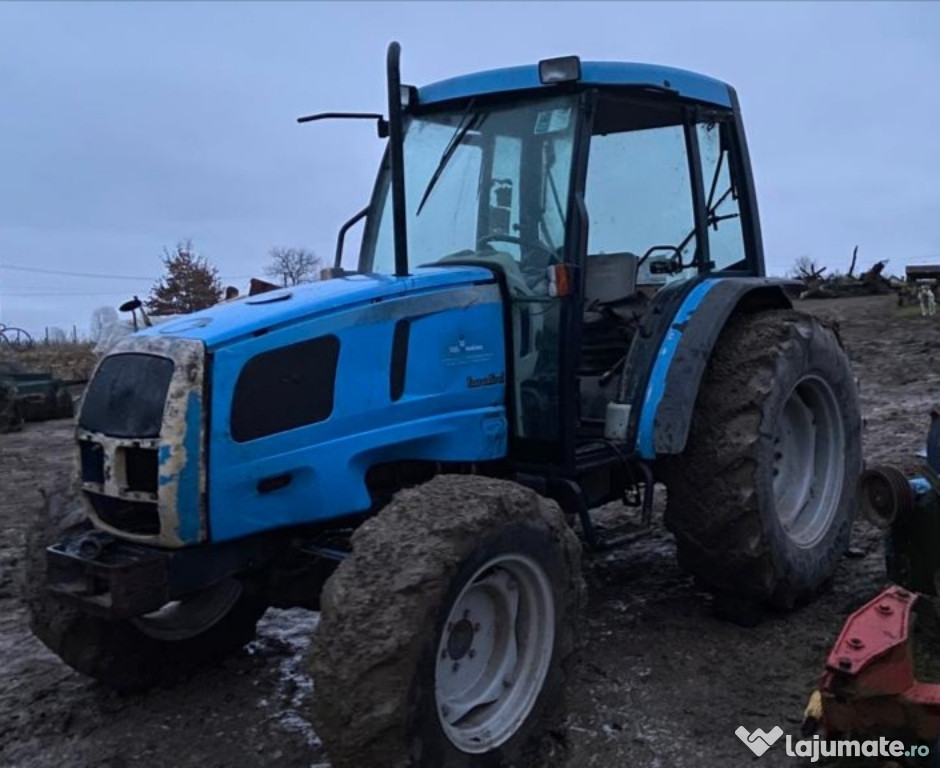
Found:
25,44 -> 862,767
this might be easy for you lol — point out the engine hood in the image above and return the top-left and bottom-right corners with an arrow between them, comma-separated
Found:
135,265 -> 495,350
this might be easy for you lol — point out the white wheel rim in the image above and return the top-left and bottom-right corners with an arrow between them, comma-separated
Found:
772,374 -> 846,548
435,553 -> 555,753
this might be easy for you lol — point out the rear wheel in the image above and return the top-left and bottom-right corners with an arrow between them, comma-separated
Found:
310,474 -> 584,768
662,309 -> 861,608
23,473 -> 266,691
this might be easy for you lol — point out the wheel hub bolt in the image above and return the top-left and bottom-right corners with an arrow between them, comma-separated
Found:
469,649 -> 476,659
452,662 -> 460,672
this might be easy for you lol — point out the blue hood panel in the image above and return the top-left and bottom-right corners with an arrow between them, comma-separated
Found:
139,266 -> 495,349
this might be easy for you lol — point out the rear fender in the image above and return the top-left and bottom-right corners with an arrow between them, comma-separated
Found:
632,277 -> 798,459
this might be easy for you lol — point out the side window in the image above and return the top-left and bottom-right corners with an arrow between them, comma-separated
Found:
585,124 -> 697,287
231,335 -> 340,442
696,122 -> 746,271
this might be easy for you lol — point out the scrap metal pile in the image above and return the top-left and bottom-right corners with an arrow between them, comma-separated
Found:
797,248 -> 897,300
0,360 -> 84,433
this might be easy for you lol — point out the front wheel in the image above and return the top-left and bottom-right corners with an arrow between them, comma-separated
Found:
310,475 -> 584,768
23,473 -> 266,691
662,309 -> 862,608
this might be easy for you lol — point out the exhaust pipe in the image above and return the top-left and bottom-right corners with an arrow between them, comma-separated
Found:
386,41 -> 409,278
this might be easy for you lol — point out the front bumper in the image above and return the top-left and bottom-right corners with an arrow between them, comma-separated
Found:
47,527 -> 276,620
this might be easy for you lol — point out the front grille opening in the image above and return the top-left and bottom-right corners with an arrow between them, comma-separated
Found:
86,493 -> 160,536
79,353 -> 174,438
79,441 -> 105,484
123,447 -> 158,494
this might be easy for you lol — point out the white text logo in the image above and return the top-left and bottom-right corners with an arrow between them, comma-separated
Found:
734,726 -> 932,761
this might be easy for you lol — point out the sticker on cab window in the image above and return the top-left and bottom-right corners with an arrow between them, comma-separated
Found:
534,108 -> 571,134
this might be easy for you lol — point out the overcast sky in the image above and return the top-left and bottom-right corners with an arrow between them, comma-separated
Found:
1,1 -> 938,336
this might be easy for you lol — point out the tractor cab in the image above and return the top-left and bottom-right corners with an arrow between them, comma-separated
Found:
334,53 -> 764,470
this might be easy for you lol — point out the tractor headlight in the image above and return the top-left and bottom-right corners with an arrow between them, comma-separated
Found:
538,56 -> 581,85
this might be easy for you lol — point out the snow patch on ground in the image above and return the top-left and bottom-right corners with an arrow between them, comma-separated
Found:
251,608 -> 323,751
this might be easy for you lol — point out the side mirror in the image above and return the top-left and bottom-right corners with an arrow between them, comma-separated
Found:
648,253 -> 682,275
119,297 -> 142,313
119,295 -> 150,330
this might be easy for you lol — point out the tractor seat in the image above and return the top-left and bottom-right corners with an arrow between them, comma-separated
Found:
584,252 -> 643,316
581,252 -> 645,379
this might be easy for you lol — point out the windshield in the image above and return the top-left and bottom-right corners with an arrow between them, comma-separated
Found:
360,95 -> 578,276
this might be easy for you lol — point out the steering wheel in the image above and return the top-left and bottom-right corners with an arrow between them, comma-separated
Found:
477,234 -> 560,293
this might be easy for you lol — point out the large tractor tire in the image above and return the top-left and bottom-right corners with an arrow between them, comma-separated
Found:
23,472 -> 266,691
310,474 -> 584,768
662,309 -> 861,609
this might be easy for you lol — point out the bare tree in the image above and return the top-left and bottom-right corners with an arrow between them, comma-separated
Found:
848,245 -> 859,278
861,259 -> 888,283
789,255 -> 827,282
264,247 -> 321,287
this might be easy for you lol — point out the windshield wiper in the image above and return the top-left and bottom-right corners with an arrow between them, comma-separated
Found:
415,103 -> 484,216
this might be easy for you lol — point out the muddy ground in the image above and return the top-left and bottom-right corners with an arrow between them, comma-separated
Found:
1,294 -> 937,768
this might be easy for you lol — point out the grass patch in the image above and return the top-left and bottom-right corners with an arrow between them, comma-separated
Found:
0,342 -> 97,380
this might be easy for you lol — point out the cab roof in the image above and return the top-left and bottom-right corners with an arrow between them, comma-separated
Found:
416,61 -> 733,109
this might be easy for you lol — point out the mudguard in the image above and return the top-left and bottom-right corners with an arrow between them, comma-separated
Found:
631,276 -> 799,459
